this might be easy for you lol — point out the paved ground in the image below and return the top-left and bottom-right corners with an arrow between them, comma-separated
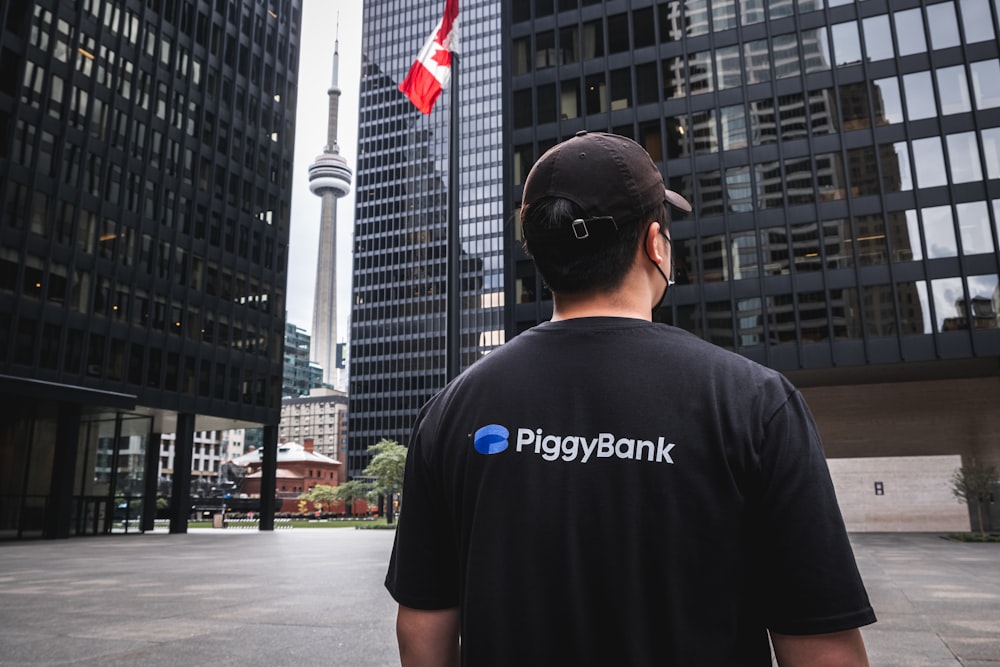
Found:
0,530 -> 997,666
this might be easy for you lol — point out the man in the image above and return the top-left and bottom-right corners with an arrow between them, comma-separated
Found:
385,131 -> 876,666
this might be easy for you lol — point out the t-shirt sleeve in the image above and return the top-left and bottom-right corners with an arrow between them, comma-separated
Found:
751,389 -> 877,635
384,418 -> 461,610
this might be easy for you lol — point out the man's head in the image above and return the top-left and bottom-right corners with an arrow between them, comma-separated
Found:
520,131 -> 691,295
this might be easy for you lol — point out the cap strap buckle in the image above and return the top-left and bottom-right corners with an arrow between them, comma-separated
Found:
571,218 -> 589,240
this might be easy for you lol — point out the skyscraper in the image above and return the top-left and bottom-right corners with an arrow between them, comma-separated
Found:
506,0 -> 1000,529
0,0 -> 301,539
308,38 -> 352,390
347,0 -> 504,477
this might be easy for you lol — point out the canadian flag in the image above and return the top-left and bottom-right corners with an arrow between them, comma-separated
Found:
398,0 -> 459,114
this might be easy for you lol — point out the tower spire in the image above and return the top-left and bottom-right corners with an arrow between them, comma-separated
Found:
308,33 -> 353,390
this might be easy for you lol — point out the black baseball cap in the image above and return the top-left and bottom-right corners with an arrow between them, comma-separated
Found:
521,131 -> 691,241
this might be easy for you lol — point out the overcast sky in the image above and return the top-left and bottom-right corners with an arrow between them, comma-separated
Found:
286,1 -> 365,337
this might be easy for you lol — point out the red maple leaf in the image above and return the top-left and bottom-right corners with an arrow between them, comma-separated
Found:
431,46 -> 451,68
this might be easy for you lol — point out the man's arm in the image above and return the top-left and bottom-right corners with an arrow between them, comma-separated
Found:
771,628 -> 870,667
396,604 -> 460,667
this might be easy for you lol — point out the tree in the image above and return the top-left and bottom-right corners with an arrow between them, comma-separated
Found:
364,439 -> 407,524
299,484 -> 343,514
951,458 -> 998,536
331,479 -> 375,515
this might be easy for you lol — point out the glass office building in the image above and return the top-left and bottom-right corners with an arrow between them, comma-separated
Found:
0,0 -> 300,538
506,0 -> 1000,487
348,0 -> 504,477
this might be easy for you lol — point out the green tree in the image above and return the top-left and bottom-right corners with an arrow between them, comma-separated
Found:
364,438 -> 407,524
951,458 -> 999,536
299,484 -> 343,513
330,479 -> 375,516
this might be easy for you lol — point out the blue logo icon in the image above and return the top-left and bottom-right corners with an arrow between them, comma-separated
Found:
474,424 -> 509,455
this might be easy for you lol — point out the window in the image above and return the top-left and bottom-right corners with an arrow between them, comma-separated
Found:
926,2 -> 961,49
862,15 -> 893,61
894,8 -> 927,57
903,72 -> 936,120
831,21 -> 862,66
911,138 -> 947,188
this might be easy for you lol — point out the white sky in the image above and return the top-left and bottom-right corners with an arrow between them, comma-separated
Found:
286,1 -> 366,337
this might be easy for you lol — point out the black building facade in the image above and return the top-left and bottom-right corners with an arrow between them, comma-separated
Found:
0,0 -> 301,539
506,0 -> 1000,480
348,0 -> 503,477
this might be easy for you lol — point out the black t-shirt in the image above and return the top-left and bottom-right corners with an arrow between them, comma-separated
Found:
386,317 -> 875,666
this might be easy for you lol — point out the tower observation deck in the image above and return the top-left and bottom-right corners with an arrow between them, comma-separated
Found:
307,38 -> 353,389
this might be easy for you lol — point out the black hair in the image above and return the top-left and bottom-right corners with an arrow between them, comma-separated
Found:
520,197 -> 670,294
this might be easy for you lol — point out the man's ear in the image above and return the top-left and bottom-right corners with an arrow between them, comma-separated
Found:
643,222 -> 665,265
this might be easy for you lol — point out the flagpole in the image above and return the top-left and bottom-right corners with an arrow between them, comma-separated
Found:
446,53 -> 461,382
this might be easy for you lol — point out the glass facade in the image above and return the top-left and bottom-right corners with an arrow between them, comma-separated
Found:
349,0 -> 504,477
507,0 -> 1000,372
0,0 -> 300,538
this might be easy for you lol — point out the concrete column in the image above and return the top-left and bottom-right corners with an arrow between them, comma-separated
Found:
141,432 -> 162,532
259,423 -> 278,531
44,402 -> 82,539
169,413 -> 195,534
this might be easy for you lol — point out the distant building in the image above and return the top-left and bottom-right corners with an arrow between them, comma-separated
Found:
283,322 -> 323,397
231,439 -> 341,513
348,0 -> 504,478
280,388 -> 348,462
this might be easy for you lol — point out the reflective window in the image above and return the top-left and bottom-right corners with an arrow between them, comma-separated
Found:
894,8 -> 927,56
947,132 -> 983,184
931,277 -> 966,331
745,39 -> 772,83
936,65 -> 971,115
848,147 -> 880,195
872,77 -> 903,124
771,34 -> 801,79
903,210 -> 924,260
898,280 -> 932,333
802,28 -> 831,72
982,127 -> 1000,179
714,0 -> 738,29
966,275 -> 1000,329
716,45 -> 742,89
903,72 -> 937,120
955,201 -> 994,255
912,137 -> 948,187
726,167 -> 753,213
970,60 -> 1000,109
885,142 -> 914,191
719,105 -> 747,150
840,82 -> 871,130
741,0 -> 765,25
786,158 -> 816,205
688,51 -> 715,95
959,0 -> 996,42
816,152 -> 846,201
831,21 -> 862,66
692,110 -> 718,153
862,15 -> 893,61
684,0 -> 709,37
926,2 -> 962,49
853,214 -> 890,266
922,205 -> 959,258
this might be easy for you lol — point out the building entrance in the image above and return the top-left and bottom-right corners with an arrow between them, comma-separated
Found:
73,413 -> 153,536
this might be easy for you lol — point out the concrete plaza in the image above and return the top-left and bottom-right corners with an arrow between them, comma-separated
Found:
0,530 -> 997,666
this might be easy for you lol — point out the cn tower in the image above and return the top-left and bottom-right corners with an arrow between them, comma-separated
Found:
308,37 -> 352,389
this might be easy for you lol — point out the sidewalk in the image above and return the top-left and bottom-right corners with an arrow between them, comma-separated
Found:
0,531 -> 997,666
849,533 -> 1000,666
